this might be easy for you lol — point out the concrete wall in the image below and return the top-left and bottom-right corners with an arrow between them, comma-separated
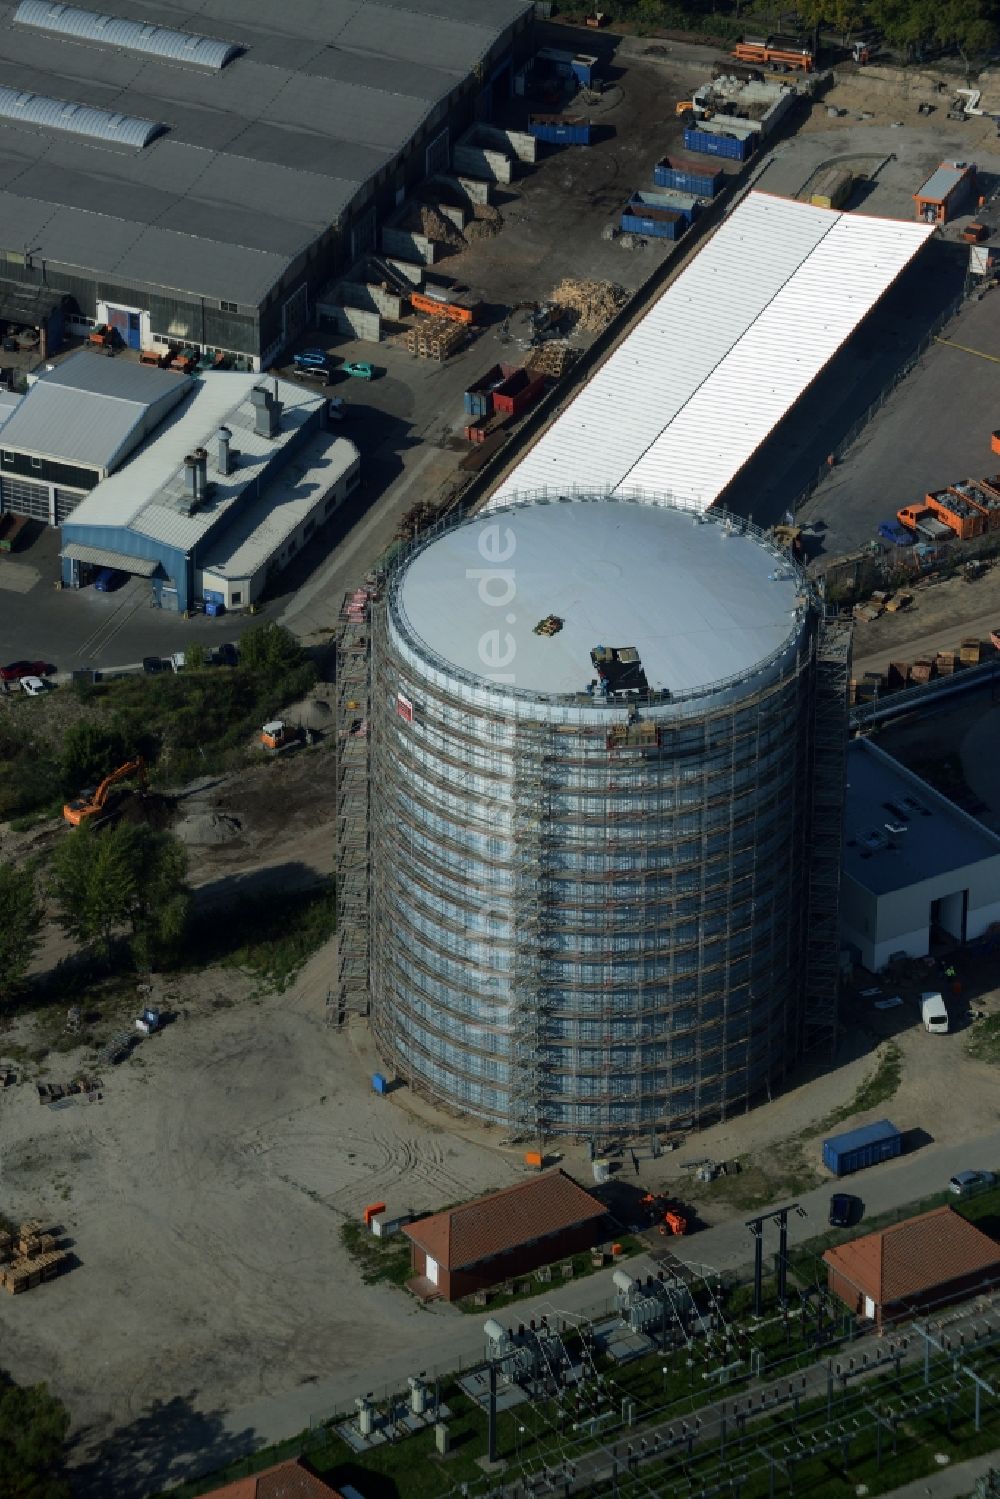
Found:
381,225 -> 436,265
385,257 -> 425,287
337,280 -> 406,320
453,141 -> 512,185
434,173 -> 493,207
474,123 -> 537,164
315,302 -> 382,342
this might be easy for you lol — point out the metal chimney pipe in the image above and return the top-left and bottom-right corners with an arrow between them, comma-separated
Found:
183,453 -> 198,499
216,426 -> 232,475
193,447 -> 208,500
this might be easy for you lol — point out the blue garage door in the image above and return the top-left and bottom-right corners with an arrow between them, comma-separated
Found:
107,306 -> 141,349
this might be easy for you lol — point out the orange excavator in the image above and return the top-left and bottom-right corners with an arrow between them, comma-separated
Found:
63,757 -> 146,827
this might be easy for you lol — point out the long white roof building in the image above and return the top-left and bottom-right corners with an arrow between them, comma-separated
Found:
488,192 -> 935,512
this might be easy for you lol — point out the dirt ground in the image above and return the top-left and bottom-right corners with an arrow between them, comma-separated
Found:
0,965 -> 523,1490
850,568 -> 1000,680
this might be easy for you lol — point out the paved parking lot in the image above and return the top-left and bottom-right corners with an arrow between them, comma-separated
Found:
796,285 -> 1000,561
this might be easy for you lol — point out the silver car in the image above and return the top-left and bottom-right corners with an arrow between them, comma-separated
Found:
949,1170 -> 996,1198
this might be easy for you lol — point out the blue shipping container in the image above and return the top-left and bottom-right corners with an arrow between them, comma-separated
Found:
528,117 -> 592,146
628,190 -> 699,224
822,1119 -> 902,1177
683,127 -> 755,162
620,210 -> 685,241
653,156 -> 724,197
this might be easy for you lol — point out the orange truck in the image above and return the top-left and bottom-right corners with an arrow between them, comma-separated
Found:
896,503 -> 954,541
732,34 -> 813,71
924,487 -> 987,540
410,290 -> 478,326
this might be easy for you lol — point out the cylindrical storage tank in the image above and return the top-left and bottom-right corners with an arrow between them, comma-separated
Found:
370,494 -> 820,1139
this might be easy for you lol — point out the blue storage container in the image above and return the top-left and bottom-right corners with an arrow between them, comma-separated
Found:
822,1119 -> 902,1177
570,57 -> 594,88
628,189 -> 699,225
620,209 -> 685,241
683,127 -> 755,162
204,600 -> 223,617
372,1072 -> 389,1095
653,156 -> 724,197
528,116 -> 592,146
203,588 -> 224,604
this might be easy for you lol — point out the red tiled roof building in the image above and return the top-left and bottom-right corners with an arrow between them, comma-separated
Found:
823,1206 -> 1000,1327
402,1169 -> 607,1301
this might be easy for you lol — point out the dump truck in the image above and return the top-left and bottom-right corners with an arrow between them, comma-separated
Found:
63,757 -> 146,827
732,35 -> 814,72
896,503 -> 956,542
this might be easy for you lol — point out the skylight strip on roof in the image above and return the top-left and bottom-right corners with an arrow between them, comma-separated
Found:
0,83 -> 164,147
14,0 -> 240,70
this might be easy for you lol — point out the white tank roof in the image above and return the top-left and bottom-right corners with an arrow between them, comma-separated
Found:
394,497 -> 805,701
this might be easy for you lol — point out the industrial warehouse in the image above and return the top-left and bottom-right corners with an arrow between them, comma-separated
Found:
0,351 -> 359,608
488,192 -> 935,511
0,0 -> 532,367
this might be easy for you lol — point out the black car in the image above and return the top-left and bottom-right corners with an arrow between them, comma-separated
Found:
216,642 -> 239,667
829,1192 -> 860,1229
142,656 -> 167,674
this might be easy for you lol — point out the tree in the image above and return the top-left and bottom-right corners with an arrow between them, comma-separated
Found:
59,722 -> 129,799
238,621 -> 307,677
49,822 -> 189,968
0,863 -> 43,1005
185,642 -> 207,670
0,1368 -> 70,1499
934,0 -> 997,73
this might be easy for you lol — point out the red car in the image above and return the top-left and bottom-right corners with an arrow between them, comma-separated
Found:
1,659 -> 54,681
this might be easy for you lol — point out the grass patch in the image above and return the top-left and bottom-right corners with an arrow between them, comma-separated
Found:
967,1013 -> 1000,1064
819,1041 -> 902,1132
182,883 -> 335,992
339,1221 -> 413,1289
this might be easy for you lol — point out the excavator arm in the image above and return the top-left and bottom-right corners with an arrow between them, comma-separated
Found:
63,757 -> 145,826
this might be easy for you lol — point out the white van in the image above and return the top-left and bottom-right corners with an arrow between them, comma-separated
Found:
921,991 -> 949,1034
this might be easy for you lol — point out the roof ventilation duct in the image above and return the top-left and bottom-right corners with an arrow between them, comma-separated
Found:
216,425 -> 232,475
250,384 -> 281,439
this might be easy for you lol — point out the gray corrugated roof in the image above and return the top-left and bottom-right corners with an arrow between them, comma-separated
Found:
843,740 -> 1000,897
15,2 -> 240,69
41,348 -> 187,399
0,0 -> 532,306
1,349 -> 189,468
916,164 -> 967,203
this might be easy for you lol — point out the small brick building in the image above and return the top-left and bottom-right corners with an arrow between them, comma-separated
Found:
403,1169 -> 607,1301
200,1457 -> 345,1498
823,1206 -> 1000,1327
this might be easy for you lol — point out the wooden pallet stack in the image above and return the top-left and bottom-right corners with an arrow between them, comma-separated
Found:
399,315 -> 466,361
0,1219 -> 67,1294
527,342 -> 576,380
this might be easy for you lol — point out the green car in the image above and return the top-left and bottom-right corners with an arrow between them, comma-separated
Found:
342,360 -> 374,380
